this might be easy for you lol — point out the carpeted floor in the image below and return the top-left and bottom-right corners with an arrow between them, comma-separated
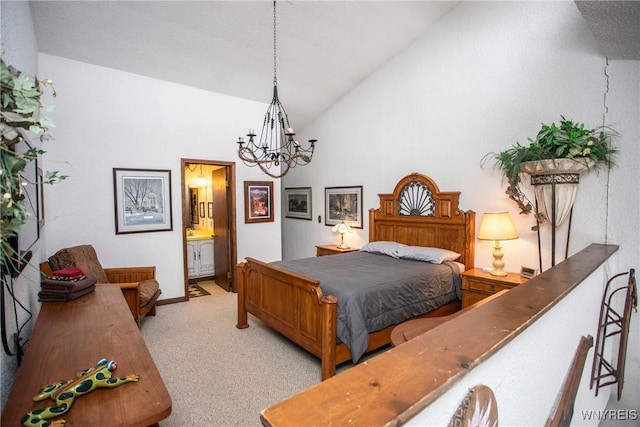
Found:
141,288 -> 331,426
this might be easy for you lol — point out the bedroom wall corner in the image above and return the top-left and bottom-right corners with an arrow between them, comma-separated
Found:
282,1 -> 638,277
0,0 -> 43,412
601,59 -> 640,415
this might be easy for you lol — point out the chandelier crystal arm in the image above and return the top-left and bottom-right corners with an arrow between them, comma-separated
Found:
235,0 -> 316,179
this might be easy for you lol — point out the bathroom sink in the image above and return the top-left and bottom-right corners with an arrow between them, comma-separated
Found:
185,230 -> 214,241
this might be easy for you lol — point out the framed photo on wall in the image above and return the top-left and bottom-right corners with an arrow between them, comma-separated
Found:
244,181 -> 274,224
208,202 -> 214,219
284,187 -> 312,220
113,168 -> 173,234
324,185 -> 363,229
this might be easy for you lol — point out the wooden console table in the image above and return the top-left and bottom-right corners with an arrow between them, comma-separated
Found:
1,285 -> 171,426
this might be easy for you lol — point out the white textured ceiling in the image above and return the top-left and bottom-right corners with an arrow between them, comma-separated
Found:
29,1 -> 461,129
575,1 -> 640,60
28,1 -> 640,129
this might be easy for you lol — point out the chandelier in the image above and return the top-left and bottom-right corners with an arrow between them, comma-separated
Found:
236,0 -> 316,179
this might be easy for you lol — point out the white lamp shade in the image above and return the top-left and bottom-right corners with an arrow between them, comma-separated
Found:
477,212 -> 518,241
332,222 -> 352,234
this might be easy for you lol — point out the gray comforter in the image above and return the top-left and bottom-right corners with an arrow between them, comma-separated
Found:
272,251 -> 462,363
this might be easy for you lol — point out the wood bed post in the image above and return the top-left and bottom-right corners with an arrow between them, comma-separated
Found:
321,295 -> 338,381
236,261 -> 249,329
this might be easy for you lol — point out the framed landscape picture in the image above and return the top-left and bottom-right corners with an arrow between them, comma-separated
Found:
244,181 -> 274,223
284,187 -> 312,220
113,168 -> 173,234
324,185 -> 363,229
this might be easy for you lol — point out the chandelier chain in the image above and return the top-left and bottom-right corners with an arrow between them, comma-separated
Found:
273,0 -> 277,85
235,0 -> 316,178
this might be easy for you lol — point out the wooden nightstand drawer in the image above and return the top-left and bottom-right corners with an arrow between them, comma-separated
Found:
460,268 -> 528,308
466,280 -> 512,294
464,291 -> 492,307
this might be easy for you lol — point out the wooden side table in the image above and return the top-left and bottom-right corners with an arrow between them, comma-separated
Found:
461,268 -> 528,308
316,244 -> 359,256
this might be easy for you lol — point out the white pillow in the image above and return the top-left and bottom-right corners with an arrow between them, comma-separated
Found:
359,241 -> 407,259
400,246 -> 461,264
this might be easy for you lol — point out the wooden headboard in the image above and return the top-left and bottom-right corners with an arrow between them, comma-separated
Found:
369,172 -> 475,270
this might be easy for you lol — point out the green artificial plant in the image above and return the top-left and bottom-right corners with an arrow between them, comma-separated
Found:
482,116 -> 617,225
1,58 -> 66,276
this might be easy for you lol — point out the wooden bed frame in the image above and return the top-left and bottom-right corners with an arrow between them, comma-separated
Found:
236,172 -> 475,380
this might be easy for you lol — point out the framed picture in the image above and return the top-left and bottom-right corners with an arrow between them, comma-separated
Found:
325,185 -> 363,229
199,201 -> 205,218
208,202 -> 214,219
244,181 -> 274,223
113,168 -> 173,234
284,187 -> 312,220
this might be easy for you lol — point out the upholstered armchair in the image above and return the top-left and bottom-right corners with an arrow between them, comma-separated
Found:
40,245 -> 161,326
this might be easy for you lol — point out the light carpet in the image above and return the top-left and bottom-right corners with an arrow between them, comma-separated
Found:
142,284 -> 357,426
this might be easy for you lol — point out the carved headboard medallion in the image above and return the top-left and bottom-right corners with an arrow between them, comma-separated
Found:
369,172 -> 475,270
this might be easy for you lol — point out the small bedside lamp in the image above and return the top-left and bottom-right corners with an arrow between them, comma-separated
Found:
332,221 -> 353,249
477,211 -> 518,276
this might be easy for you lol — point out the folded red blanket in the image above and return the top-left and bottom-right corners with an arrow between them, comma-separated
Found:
51,267 -> 84,277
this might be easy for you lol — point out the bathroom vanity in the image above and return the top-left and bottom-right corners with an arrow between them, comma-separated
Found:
186,230 -> 215,278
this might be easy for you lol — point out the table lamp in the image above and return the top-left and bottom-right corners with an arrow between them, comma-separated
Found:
332,221 -> 353,249
477,211 -> 518,276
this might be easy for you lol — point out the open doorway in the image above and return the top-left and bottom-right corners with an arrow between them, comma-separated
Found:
181,159 -> 237,300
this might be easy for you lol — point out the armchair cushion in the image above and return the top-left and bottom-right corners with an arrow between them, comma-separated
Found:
139,279 -> 160,307
48,245 -> 109,283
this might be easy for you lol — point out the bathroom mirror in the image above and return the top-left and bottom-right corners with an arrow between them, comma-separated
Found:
189,187 -> 199,224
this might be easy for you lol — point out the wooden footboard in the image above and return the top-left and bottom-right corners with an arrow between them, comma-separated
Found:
236,257 -> 340,379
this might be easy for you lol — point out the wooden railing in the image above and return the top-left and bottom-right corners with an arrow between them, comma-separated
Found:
261,243 -> 619,426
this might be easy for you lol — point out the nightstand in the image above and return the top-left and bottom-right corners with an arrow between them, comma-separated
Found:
316,244 -> 359,256
461,268 -> 528,308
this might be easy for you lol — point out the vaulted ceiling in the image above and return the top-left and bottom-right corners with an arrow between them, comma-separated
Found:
28,1 -> 640,129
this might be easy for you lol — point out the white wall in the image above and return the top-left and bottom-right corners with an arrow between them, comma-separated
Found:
0,0 -> 43,411
284,1 -> 623,269
37,54 -> 283,302
282,0 -> 639,417
601,59 -> 640,418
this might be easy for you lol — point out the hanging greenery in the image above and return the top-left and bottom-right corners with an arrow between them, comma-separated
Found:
1,58 -> 66,276
482,116 -> 617,228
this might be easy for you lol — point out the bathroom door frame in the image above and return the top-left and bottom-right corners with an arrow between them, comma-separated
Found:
180,158 -> 237,300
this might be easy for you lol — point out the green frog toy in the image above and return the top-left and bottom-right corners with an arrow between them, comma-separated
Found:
22,358 -> 139,427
